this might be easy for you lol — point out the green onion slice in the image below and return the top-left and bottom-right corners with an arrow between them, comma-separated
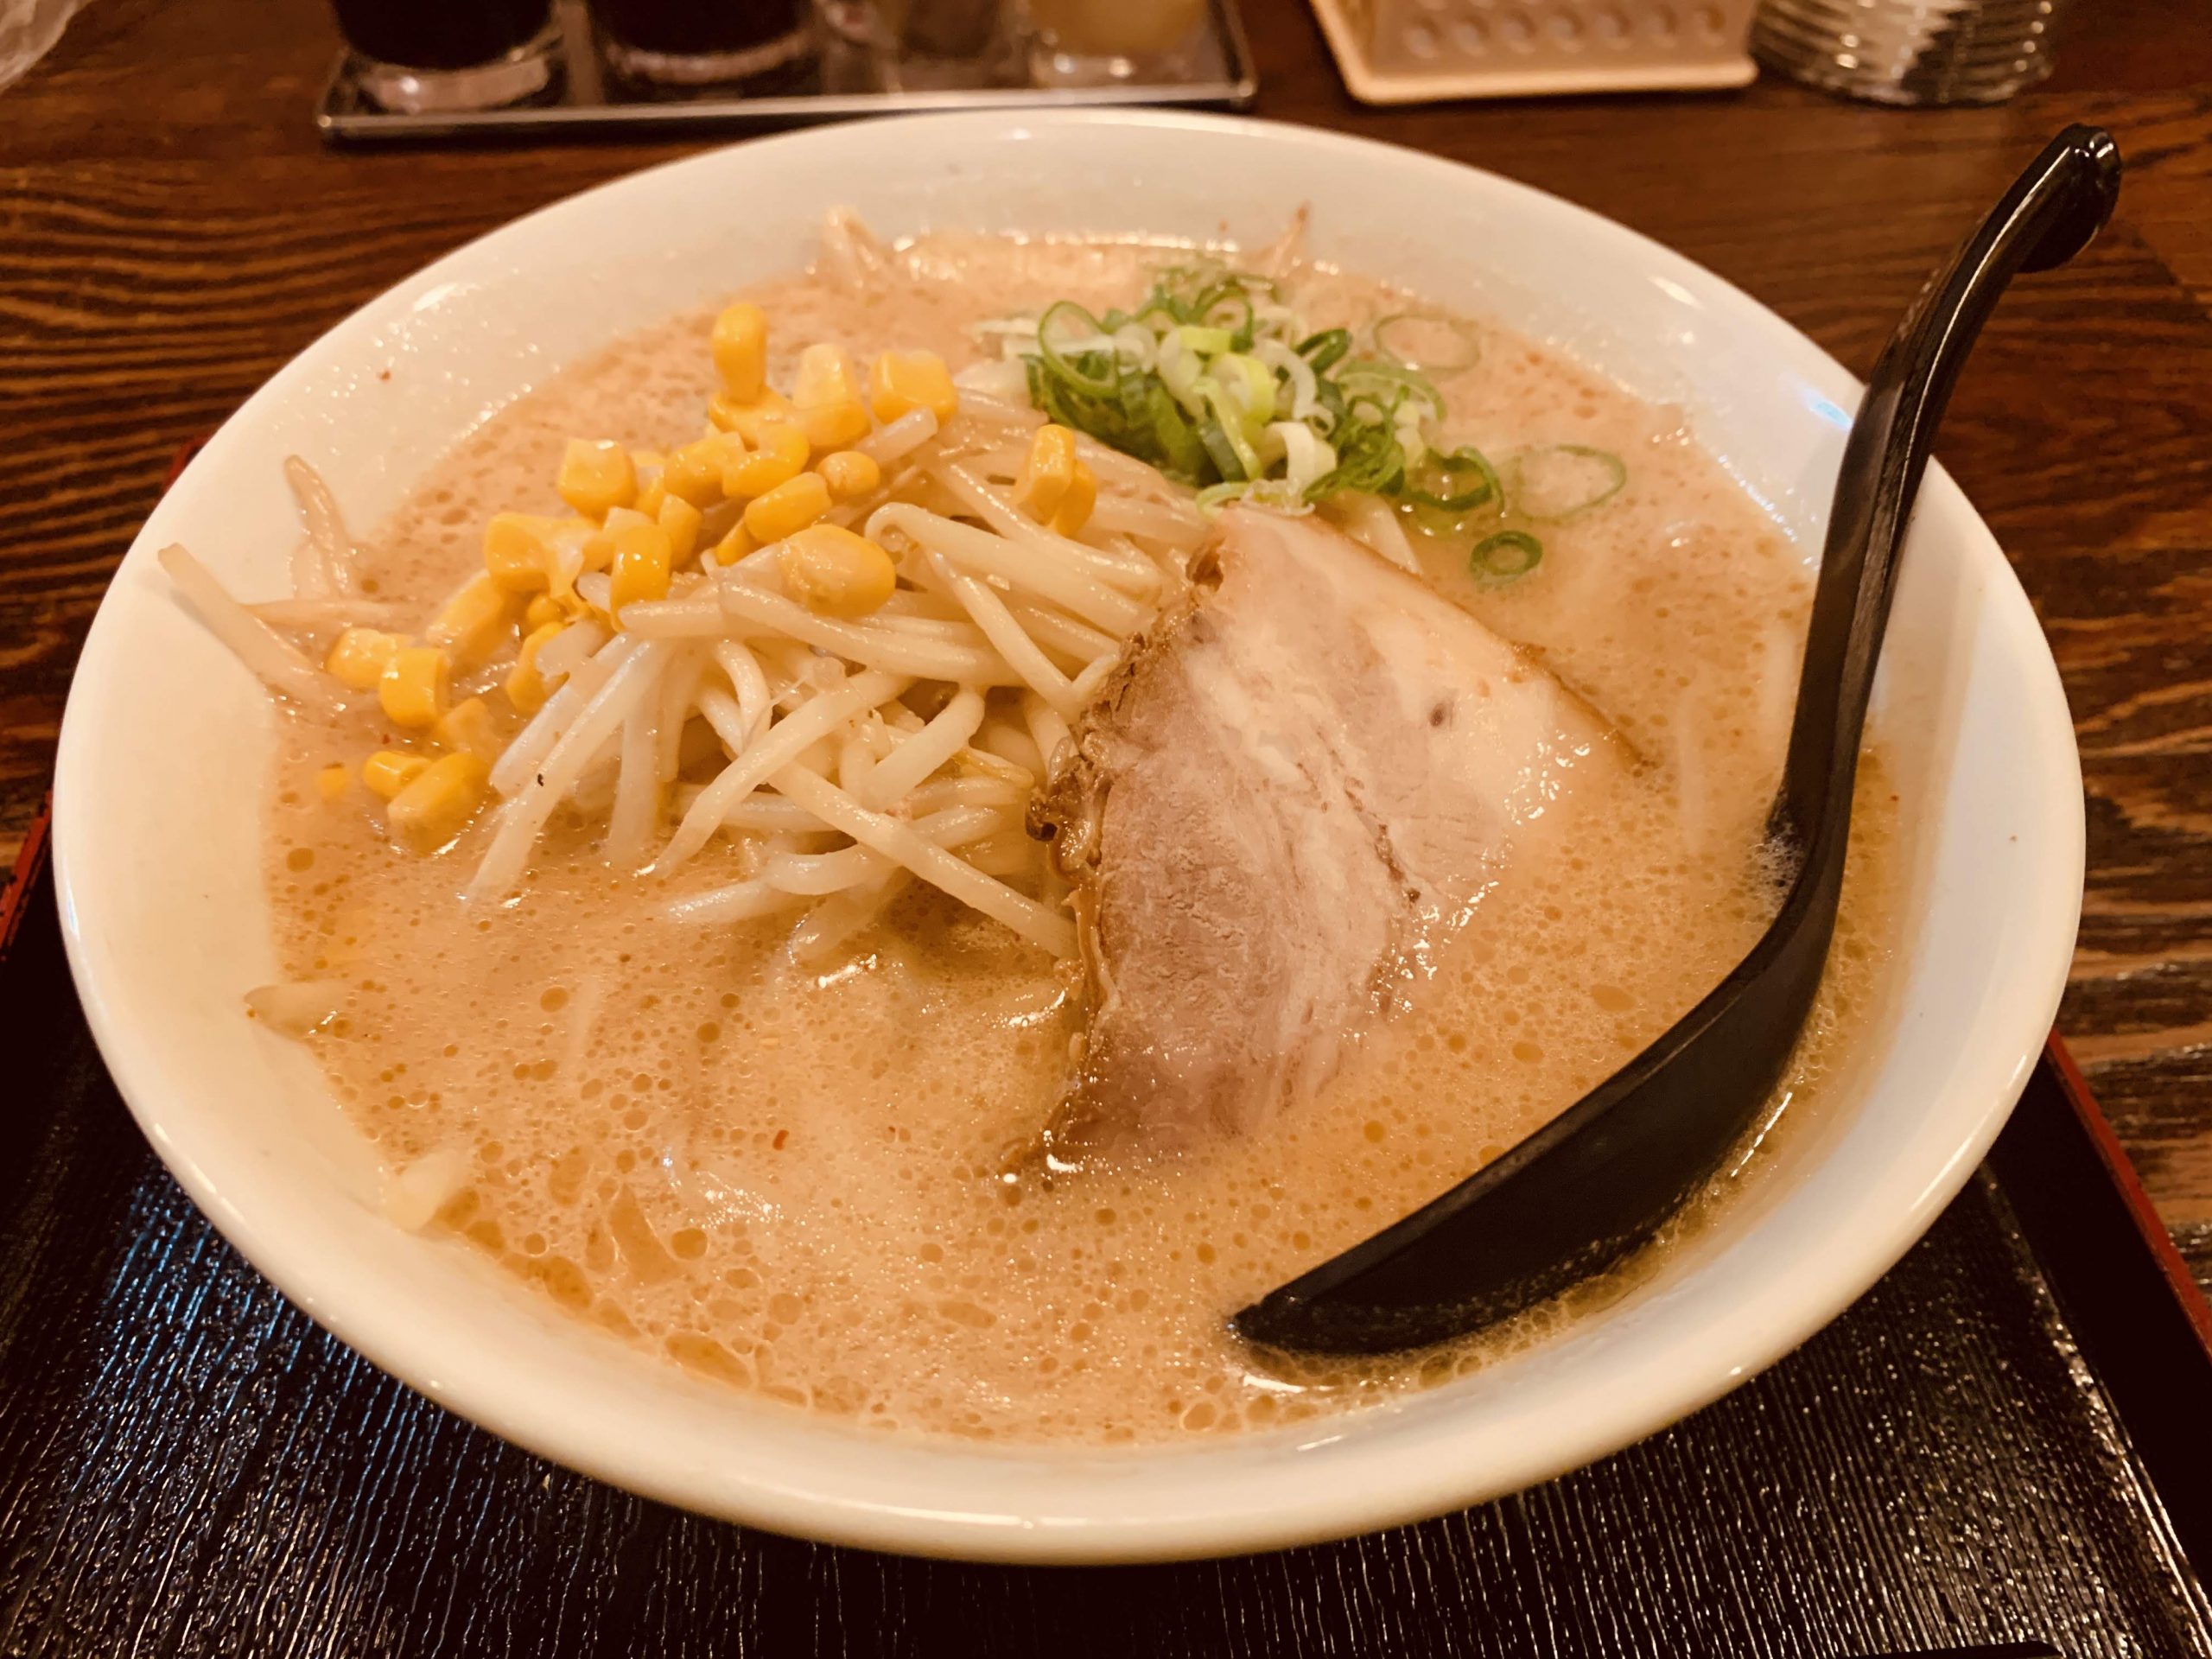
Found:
1296,327 -> 1353,373
1212,352 -> 1277,425
1509,443 -> 1627,521
1205,289 -> 1259,350
1141,380 -> 1211,481
1035,301 -> 1121,397
1195,480 -> 1248,516
1403,444 -> 1503,514
1371,311 -> 1482,375
1337,358 -> 1446,420
1197,393 -> 1259,480
1471,530 -> 1543,581
1304,410 -> 1406,500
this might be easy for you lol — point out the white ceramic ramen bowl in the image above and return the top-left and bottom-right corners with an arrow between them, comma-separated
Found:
52,110 -> 2082,1563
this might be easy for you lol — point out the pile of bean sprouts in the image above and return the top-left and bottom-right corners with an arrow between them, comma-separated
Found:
160,289 -> 1207,964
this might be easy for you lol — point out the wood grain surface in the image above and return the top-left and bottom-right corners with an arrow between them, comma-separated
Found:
1,0 -> 2208,1292
3,867 -> 2209,1656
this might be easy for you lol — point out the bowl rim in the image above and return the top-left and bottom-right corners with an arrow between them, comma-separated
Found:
51,107 -> 2084,1562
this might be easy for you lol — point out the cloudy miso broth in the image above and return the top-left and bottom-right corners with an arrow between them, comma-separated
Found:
262,233 -> 1901,1443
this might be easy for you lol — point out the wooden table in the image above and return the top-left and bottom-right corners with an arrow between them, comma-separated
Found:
3,0 -> 2208,1291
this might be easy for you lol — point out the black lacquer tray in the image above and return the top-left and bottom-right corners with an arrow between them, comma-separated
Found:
6,809 -> 2210,1656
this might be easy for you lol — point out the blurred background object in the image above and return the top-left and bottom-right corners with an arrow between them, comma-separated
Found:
1752,0 -> 2073,105
824,0 -> 1021,92
1306,0 -> 1758,104
590,0 -> 815,89
1027,0 -> 1208,85
329,0 -> 561,111
0,0 -> 90,93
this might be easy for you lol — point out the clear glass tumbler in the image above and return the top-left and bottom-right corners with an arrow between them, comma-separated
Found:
1751,0 -> 2074,105
328,0 -> 559,113
820,0 -> 1018,90
1026,0 -> 1207,86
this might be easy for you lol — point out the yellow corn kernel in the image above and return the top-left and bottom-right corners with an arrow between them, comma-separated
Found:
429,570 -> 515,668
316,762 -> 350,803
708,386 -> 795,440
664,434 -> 745,508
576,505 -> 657,588
798,397 -> 872,451
1052,459 -> 1099,537
743,471 -> 833,544
709,522 -> 757,567
868,350 -> 958,426
792,343 -> 861,409
1016,423 -> 1078,523
435,695 -> 501,759
656,493 -> 704,563
482,512 -> 559,593
722,420 -> 810,498
524,593 -> 564,632
817,450 -> 881,499
362,749 -> 430,801
378,645 -> 448,729
777,523 -> 896,618
607,518 -> 675,615
324,627 -> 410,693
711,302 -> 769,401
633,479 -> 667,520
387,752 -> 490,855
556,439 -> 636,520
505,620 -> 565,714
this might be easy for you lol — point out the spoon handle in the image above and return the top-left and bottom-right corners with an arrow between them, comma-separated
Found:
1772,125 -> 2120,858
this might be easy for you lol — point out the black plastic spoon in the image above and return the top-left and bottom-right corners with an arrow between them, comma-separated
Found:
1233,126 -> 2122,1357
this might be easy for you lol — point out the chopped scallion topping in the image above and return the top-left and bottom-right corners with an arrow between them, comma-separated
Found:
1471,530 -> 1543,581
1509,443 -> 1627,521
997,260 -> 1618,571
1370,310 -> 1482,375
1404,445 -> 1503,514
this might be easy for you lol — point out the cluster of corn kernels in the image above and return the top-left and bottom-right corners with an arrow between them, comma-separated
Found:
525,305 -> 964,627
548,310 -> 963,614
317,613 -> 504,855
311,301 -> 1097,857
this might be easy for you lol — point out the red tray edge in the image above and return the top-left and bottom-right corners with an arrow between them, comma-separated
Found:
2043,1032 -> 2212,1353
0,801 -> 50,964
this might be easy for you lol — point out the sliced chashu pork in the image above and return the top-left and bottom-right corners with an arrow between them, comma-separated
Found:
1032,506 -> 1622,1157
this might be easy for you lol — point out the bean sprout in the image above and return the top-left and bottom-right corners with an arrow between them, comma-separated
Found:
158,544 -> 333,709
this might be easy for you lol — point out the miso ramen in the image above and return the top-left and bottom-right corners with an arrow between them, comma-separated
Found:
179,218 -> 1902,1443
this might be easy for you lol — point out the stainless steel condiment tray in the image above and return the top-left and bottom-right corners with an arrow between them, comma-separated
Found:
316,0 -> 1255,143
